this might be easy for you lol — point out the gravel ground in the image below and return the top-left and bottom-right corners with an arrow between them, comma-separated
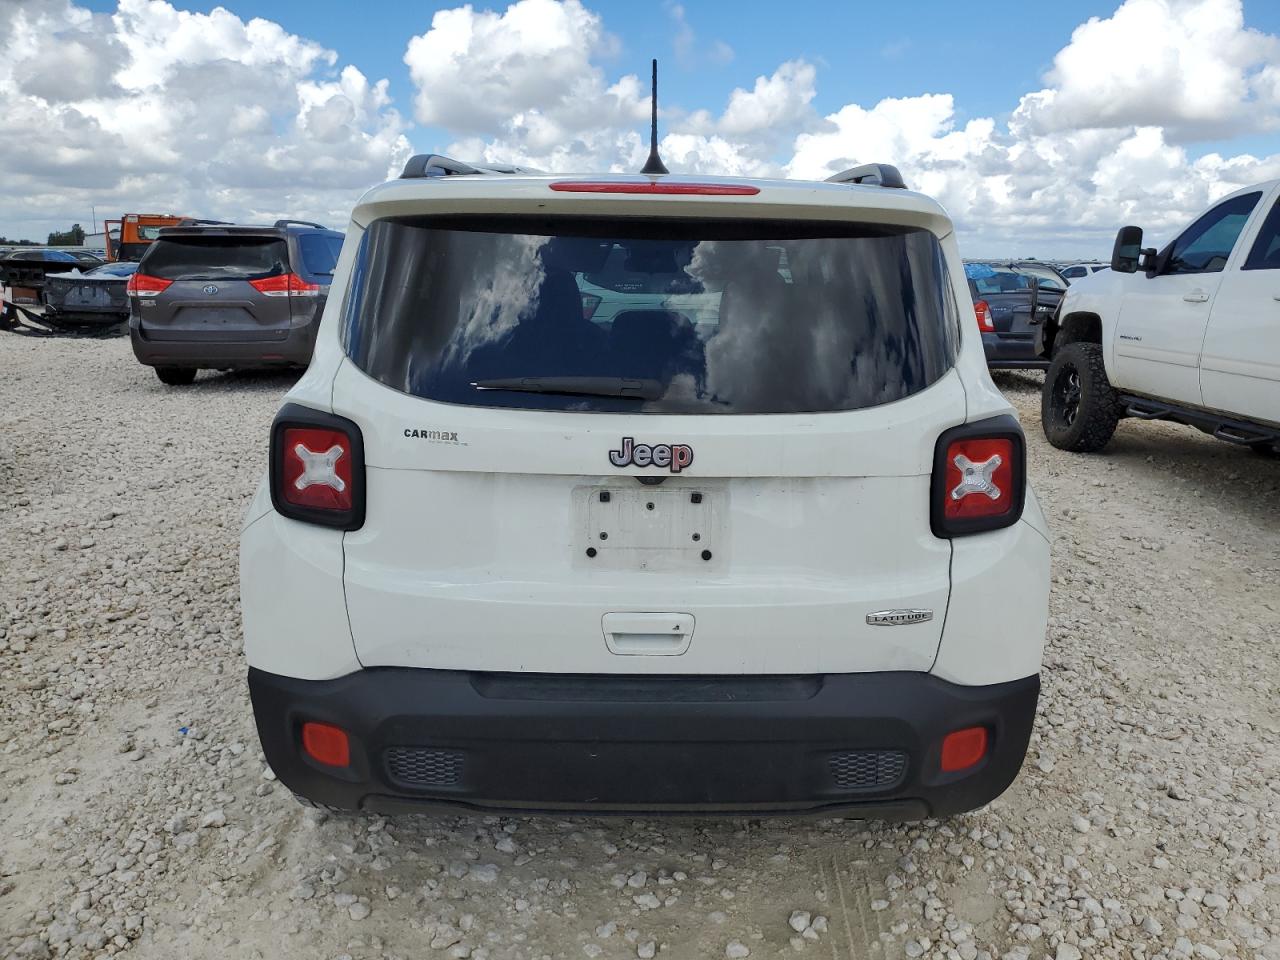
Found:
2,336 -> 1278,960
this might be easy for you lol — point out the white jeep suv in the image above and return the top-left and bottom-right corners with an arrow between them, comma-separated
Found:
239,156 -> 1051,818
1039,181 -> 1280,452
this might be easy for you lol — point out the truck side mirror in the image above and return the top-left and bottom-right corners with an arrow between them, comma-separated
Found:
1111,226 -> 1143,273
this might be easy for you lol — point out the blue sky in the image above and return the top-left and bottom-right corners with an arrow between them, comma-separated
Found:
11,0 -> 1280,255
74,0 -> 1280,160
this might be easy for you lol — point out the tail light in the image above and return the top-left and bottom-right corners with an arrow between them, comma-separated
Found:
974,299 -> 994,332
249,273 -> 321,297
126,273 -> 173,297
931,416 -> 1025,537
270,404 -> 365,530
940,726 -> 988,772
581,292 -> 602,320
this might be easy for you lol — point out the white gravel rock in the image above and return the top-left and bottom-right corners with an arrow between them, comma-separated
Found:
2,343 -> 1278,960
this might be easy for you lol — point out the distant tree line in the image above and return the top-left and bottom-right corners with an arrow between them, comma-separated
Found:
0,224 -> 89,246
47,224 -> 86,245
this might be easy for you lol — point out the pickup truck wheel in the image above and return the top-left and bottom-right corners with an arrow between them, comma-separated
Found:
154,366 -> 197,386
1041,343 -> 1120,452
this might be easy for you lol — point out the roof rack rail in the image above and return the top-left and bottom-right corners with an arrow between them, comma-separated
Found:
825,163 -> 907,189
273,219 -> 327,230
399,153 -> 534,179
177,218 -> 234,226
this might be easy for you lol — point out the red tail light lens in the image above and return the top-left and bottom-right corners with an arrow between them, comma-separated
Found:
940,726 -> 988,772
549,180 -> 761,195
931,417 -> 1025,537
945,437 -> 1014,521
301,722 -> 350,767
249,273 -> 322,297
270,404 -> 365,530
974,299 -> 994,332
581,292 -> 602,320
281,427 -> 352,511
126,273 -> 173,297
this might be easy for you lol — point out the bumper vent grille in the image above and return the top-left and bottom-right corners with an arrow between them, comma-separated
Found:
385,747 -> 464,788
828,750 -> 908,791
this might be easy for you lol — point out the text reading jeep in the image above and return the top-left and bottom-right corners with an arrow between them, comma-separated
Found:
240,154 -> 1051,818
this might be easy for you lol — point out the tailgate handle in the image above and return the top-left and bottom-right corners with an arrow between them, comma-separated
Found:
602,613 -> 694,657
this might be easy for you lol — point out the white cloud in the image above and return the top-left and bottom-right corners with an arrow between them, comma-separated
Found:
1014,0 -> 1280,140
414,0 -> 1280,256
0,0 -> 409,240
403,0 -> 641,139
2,0 -> 1280,257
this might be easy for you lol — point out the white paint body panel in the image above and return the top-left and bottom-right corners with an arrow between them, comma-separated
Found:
240,171 -> 1050,688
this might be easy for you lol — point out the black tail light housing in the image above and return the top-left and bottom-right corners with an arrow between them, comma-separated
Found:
270,403 -> 365,530
931,414 -> 1026,538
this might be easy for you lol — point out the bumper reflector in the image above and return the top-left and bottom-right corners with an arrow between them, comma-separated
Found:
301,721 -> 350,767
940,726 -> 988,772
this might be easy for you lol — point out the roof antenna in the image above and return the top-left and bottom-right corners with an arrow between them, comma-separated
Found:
640,58 -> 669,175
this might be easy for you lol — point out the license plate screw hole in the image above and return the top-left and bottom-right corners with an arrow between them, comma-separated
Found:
599,531 -> 608,540
598,491 -> 610,502
646,502 -> 655,511
690,492 -> 703,504
701,550 -> 712,561
585,547 -> 597,558
691,533 -> 701,541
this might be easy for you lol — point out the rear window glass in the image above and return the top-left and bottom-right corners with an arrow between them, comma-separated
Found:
299,234 -> 343,276
966,264 -> 1066,296
141,237 -> 288,281
342,216 -> 958,415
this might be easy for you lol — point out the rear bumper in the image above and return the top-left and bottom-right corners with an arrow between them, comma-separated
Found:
982,332 -> 1047,369
248,667 -> 1039,818
130,318 -> 314,368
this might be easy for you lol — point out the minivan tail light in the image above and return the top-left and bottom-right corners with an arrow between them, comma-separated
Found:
270,404 -> 365,530
249,273 -> 321,297
930,416 -> 1025,537
126,273 -> 173,297
974,299 -> 994,332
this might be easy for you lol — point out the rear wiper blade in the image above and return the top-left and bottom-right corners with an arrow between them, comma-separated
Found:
471,377 -> 665,401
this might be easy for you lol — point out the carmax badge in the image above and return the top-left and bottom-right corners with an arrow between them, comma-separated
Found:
866,609 -> 934,626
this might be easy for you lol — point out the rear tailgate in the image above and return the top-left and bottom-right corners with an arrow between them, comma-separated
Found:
335,362 -> 963,675
44,276 -> 128,315
136,234 -> 291,341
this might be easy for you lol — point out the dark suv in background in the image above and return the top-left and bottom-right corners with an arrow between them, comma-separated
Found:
129,220 -> 343,385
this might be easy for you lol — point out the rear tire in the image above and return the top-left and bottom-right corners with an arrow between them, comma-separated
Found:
155,366 -> 197,386
1041,342 -> 1120,452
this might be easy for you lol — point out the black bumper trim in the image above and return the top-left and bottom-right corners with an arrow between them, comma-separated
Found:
248,667 -> 1039,819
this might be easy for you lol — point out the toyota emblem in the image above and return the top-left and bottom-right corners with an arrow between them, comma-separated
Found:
202,284 -> 219,295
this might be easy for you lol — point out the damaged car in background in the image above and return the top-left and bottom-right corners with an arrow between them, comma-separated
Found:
42,261 -> 137,328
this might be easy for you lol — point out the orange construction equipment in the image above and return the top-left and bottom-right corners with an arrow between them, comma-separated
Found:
104,213 -> 187,262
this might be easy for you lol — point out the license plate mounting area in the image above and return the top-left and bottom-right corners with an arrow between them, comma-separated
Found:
576,484 -> 723,570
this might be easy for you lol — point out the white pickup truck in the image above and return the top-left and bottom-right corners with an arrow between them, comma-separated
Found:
1037,180 -> 1280,453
